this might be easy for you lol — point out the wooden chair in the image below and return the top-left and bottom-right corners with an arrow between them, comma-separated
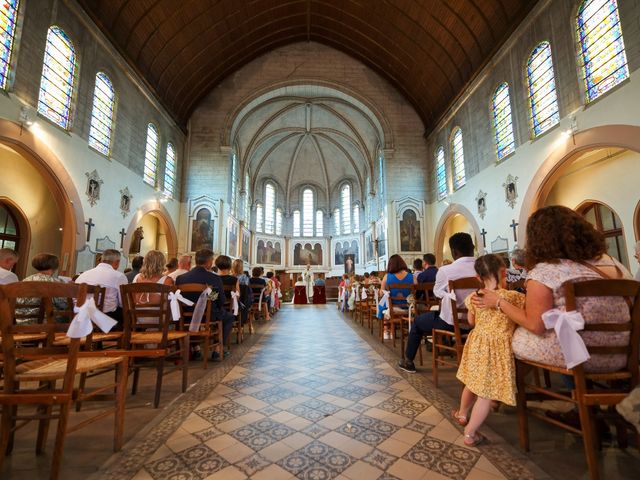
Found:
223,284 -> 243,344
0,282 -> 129,480
249,283 -> 270,323
120,283 -> 189,409
356,286 -> 371,329
177,283 -> 223,368
412,282 -> 438,366
432,277 -> 481,387
385,283 -> 413,353
515,279 -> 640,480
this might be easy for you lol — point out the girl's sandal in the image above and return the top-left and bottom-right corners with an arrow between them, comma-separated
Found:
451,410 -> 468,426
463,432 -> 486,447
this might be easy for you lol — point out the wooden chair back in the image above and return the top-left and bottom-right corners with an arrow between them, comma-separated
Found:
85,284 -> 106,312
414,282 -> 438,312
175,283 -> 213,331
120,283 -> 174,348
448,277 -> 482,346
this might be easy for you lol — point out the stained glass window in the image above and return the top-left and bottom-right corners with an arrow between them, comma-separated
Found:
316,210 -> 323,237
527,42 -> 559,137
163,143 -> 176,197
492,83 -> 515,160
38,26 -> 76,129
293,210 -> 301,237
230,153 -> 238,215
365,177 -> 371,223
378,150 -> 385,211
143,123 -> 159,186
256,204 -> 263,233
333,208 -> 341,236
275,208 -> 283,235
451,128 -> 465,189
353,205 -> 360,233
303,188 -> 314,236
0,1 -> 19,90
435,146 -> 447,200
341,184 -> 352,234
88,72 -> 115,155
577,0 -> 628,102
244,173 -> 250,222
264,183 -> 275,234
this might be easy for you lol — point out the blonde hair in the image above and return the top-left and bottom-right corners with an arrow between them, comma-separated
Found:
140,250 -> 166,278
231,258 -> 244,276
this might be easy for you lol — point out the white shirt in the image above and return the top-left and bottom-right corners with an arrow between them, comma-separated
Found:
0,266 -> 18,285
75,263 -> 128,313
433,257 -> 476,325
168,268 -> 189,281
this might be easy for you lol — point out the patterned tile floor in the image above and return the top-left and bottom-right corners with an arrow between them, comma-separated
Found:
108,305 -> 542,480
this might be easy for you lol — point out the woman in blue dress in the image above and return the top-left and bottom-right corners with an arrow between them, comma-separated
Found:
378,254 -> 416,319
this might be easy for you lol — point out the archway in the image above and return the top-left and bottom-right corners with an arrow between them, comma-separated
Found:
433,204 -> 482,265
0,198 -> 30,278
576,200 -> 629,268
124,201 -> 178,259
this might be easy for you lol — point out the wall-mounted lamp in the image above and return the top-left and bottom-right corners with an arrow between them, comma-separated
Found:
19,106 -> 34,134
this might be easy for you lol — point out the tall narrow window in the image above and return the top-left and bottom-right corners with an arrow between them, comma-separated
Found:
527,42 -> 559,137
451,128 -> 465,189
315,210 -> 323,237
244,173 -> 250,222
255,204 -> 263,233
0,1 -> 20,90
163,142 -> 176,197
88,72 -> 115,156
341,185 -> 351,234
378,150 -> 385,211
143,123 -> 159,186
293,210 -> 301,237
577,0 -> 628,102
302,188 -> 314,236
230,153 -> 238,215
264,183 -> 275,234
365,177 -> 371,223
435,147 -> 447,200
353,205 -> 360,233
38,26 -> 76,129
275,208 -> 283,235
333,208 -> 341,236
492,83 -> 515,160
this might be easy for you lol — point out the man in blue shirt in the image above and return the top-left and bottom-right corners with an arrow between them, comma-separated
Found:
417,253 -> 438,283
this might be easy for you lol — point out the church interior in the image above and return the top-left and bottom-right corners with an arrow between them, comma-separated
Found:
1,0 -> 640,479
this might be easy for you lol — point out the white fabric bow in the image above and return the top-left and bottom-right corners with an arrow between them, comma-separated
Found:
258,288 -> 265,311
378,290 -> 390,309
438,290 -> 458,325
374,288 -> 379,304
361,288 -> 368,300
67,297 -> 117,338
190,287 -> 212,332
542,308 -> 590,369
169,290 -> 194,321
230,291 -> 240,316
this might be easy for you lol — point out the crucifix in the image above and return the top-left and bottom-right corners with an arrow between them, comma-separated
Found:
510,219 -> 519,242
119,228 -> 126,249
480,228 -> 487,248
85,218 -> 95,243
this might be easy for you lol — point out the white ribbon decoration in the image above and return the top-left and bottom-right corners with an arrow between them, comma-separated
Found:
438,290 -> 458,325
190,287 -> 212,332
258,288 -> 265,312
361,288 -> 368,300
374,288 -> 379,304
67,297 -> 117,338
378,290 -> 390,309
230,291 -> 240,316
542,308 -> 591,369
168,289 -> 194,321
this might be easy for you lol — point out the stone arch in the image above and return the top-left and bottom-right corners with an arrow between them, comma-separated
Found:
433,203 -> 482,265
124,201 -> 178,258
0,197 -> 30,278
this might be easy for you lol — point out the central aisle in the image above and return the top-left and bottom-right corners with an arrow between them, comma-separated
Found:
133,305 -> 513,480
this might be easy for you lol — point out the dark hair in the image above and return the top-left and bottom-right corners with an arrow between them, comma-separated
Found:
387,254 -> 408,274
131,255 -> 144,269
526,205 -> 606,268
423,253 -> 436,266
166,257 -> 178,270
214,255 -> 232,270
31,253 -> 59,272
195,249 -> 214,266
474,254 -> 505,285
449,232 -> 475,257
266,271 -> 274,279
412,258 -> 423,271
211,266 -> 218,273
364,272 -> 370,278
251,267 -> 262,277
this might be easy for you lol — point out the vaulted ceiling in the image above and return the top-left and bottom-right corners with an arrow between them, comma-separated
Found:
78,0 -> 538,131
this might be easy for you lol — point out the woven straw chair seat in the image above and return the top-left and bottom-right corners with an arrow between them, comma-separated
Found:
0,333 -> 48,343
52,332 -> 123,346
15,356 -> 124,381
130,331 -> 188,344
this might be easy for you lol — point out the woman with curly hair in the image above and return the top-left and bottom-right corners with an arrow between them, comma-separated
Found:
133,250 -> 174,311
475,205 -> 631,373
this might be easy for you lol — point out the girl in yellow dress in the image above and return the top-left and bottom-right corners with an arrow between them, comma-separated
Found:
452,254 -> 525,446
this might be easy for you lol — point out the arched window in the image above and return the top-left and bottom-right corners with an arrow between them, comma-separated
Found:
581,202 -> 628,267
275,208 -> 283,235
0,1 -> 20,90
451,128 -> 465,190
333,208 -> 341,236
353,205 -> 360,233
378,150 -> 385,211
302,188 -> 314,236
243,172 -> 250,222
315,210 -> 323,237
292,210 -> 301,237
435,146 -> 447,200
38,26 -> 77,129
365,177 -> 371,223
143,123 -> 159,186
255,204 -> 263,233
163,142 -> 176,197
0,202 -> 19,250
230,152 -> 239,215
527,42 -> 559,137
577,0 -> 628,102
341,184 -> 351,234
88,72 -> 115,156
492,83 -> 515,160
264,183 -> 275,234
